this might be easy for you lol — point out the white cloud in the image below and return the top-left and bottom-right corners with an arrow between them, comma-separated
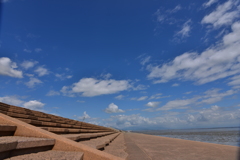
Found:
172,83 -> 179,87
200,88 -> 236,104
147,21 -> 240,85
154,5 -> 182,24
61,78 -> 131,97
35,48 -> 42,52
139,56 -> 151,65
46,90 -> 60,96
131,96 -> 148,101
0,96 -> 24,106
76,111 -> 91,120
158,98 -> 195,111
149,93 -> 165,100
21,60 -> 38,69
168,5 -> 182,13
137,96 -> 148,101
115,95 -> 125,100
107,114 -> 156,128
0,57 -> 23,78
23,100 -> 45,110
201,0 -> 240,28
175,19 -> 192,38
104,103 -> 124,113
75,112 -> 100,125
228,74 -> 240,86
102,105 -> 240,129
146,101 -> 160,107
184,91 -> 192,94
203,0 -> 218,8
77,100 -> 85,103
185,105 -> 240,126
157,88 -> 236,111
25,77 -> 42,88
100,73 -> 112,79
132,84 -> 148,91
55,73 -> 73,80
35,66 -> 49,76
23,49 -> 32,53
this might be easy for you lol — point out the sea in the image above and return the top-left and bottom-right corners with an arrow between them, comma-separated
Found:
136,127 -> 240,147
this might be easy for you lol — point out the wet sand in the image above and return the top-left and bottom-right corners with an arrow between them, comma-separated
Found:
134,128 -> 240,146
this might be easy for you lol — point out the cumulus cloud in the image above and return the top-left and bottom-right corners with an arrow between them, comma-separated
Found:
146,101 -> 161,107
0,57 -> 23,78
186,105 -> 240,126
23,100 -> 45,110
104,103 -> 124,113
35,66 -> 49,76
25,77 -> 42,88
203,0 -> 218,8
107,114 -> 156,129
147,21 -> 240,85
46,90 -> 60,96
21,60 -> 38,70
175,19 -> 192,38
201,0 -> 240,28
61,78 -> 131,97
0,96 -> 24,106
81,111 -> 90,119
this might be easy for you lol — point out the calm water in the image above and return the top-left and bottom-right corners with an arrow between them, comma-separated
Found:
137,127 -> 240,147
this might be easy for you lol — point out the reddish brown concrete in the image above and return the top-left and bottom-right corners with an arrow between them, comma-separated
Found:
5,150 -> 84,160
124,132 -> 239,160
0,113 -> 124,160
104,133 -> 128,159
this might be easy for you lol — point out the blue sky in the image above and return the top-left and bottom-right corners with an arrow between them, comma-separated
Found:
1,0 -> 240,130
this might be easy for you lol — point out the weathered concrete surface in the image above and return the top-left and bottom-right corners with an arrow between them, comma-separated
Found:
104,133 -> 128,159
0,113 -> 124,160
0,124 -> 17,132
124,132 -> 239,160
0,136 -> 55,150
5,150 -> 84,160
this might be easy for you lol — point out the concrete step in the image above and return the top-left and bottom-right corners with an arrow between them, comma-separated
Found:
80,133 -> 120,150
0,107 -> 112,132
0,136 -> 55,159
104,133 -> 128,159
0,124 -> 17,136
0,136 -> 55,152
61,132 -> 114,141
0,102 -> 114,133
4,150 -> 84,160
17,118 -> 92,130
41,127 -> 109,134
